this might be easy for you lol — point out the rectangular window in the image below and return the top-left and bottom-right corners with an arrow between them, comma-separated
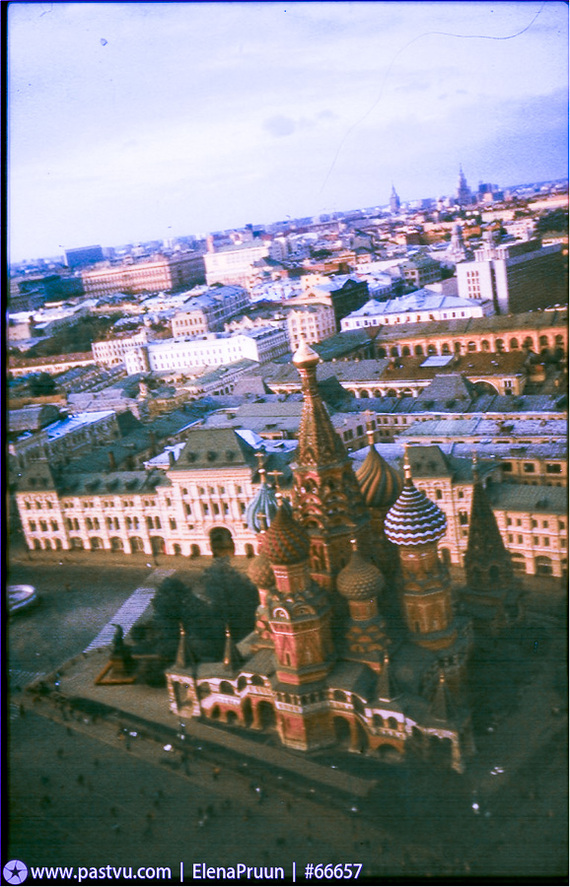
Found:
517,535 -> 523,544
523,463 -> 535,473
543,537 -> 550,547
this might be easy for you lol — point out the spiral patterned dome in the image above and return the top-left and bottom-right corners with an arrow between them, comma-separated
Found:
248,552 -> 275,589
384,480 -> 447,547
356,445 -> 403,511
259,502 -> 310,565
337,545 -> 385,601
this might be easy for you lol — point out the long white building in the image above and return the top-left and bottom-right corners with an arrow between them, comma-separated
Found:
340,289 -> 486,331
124,327 -> 288,374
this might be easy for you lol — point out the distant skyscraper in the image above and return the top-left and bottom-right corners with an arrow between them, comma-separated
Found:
456,167 -> 472,208
65,245 -> 104,270
389,185 -> 401,214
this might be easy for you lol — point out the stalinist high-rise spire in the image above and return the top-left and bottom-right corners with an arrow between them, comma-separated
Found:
456,166 -> 471,207
390,184 -> 401,214
291,339 -> 372,592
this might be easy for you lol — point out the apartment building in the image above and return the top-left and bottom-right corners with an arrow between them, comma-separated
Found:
81,253 -> 205,298
399,254 -> 443,288
9,410 -> 119,470
204,241 -> 269,288
286,303 -> 337,352
171,286 -> 249,337
456,238 -> 565,313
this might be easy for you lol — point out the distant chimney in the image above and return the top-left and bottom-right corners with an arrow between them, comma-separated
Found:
168,450 -> 176,468
108,450 -> 117,471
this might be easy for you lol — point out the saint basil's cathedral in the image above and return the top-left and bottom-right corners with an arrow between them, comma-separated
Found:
166,341 -> 519,772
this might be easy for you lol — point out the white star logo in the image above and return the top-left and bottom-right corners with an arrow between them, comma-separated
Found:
3,860 -> 28,885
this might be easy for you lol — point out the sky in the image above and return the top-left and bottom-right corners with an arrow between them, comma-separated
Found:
8,1 -> 569,262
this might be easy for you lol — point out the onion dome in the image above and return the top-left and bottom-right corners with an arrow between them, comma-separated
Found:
356,444 -> 403,510
259,501 -> 310,566
245,482 -> 278,533
337,540 -> 385,600
292,338 -> 320,369
248,552 -> 275,589
384,449 -> 446,546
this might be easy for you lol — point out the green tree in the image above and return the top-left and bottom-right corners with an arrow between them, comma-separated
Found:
201,559 -> 258,642
536,209 -> 568,235
28,372 -> 56,396
149,564 -> 258,667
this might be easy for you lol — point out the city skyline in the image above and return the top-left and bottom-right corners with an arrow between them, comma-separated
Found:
9,1 -> 568,263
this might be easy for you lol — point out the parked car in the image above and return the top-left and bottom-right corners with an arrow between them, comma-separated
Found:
7,584 -> 39,616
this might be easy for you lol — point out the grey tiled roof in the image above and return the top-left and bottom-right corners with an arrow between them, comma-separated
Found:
488,484 -> 567,514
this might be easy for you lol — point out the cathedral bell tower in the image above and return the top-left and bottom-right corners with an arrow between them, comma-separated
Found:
291,340 -> 373,592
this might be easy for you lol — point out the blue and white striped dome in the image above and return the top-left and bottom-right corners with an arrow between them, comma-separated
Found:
384,481 -> 447,547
